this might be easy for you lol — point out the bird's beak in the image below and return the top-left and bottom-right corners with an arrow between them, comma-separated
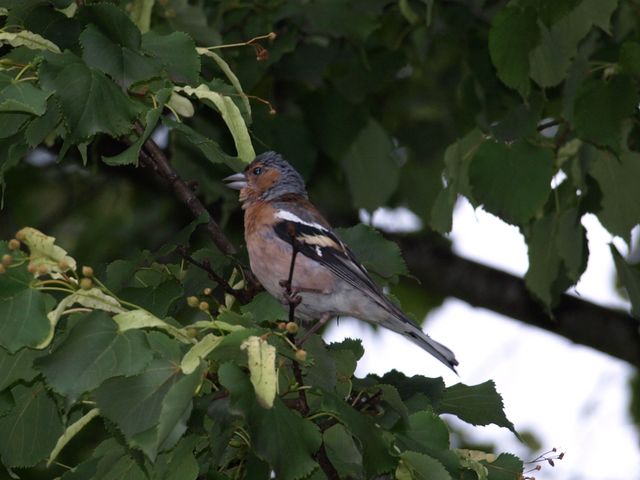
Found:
223,172 -> 247,190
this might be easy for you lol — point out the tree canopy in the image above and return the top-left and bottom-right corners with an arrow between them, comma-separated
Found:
0,0 -> 638,479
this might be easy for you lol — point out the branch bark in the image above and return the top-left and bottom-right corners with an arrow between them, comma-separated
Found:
398,236 -> 640,366
134,124 -> 237,255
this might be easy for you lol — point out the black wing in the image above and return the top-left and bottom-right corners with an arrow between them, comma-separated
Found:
273,220 -> 385,303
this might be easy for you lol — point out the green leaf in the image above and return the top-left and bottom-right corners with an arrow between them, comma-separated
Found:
488,6 -> 539,96
321,392 -> 396,477
103,88 -> 171,166
611,245 -> 640,318
438,381 -> 517,435
39,51 -> 142,143
0,346 -> 42,391
240,336 -> 277,409
490,97 -> 543,143
0,382 -> 63,468
469,140 -> 554,225
620,41 -> 640,76
342,118 -> 399,211
219,363 -> 322,480
0,82 -> 52,115
0,289 -> 56,353
335,224 -> 408,280
485,453 -> 524,480
524,210 -> 586,308
166,118 -> 246,172
573,75 -> 639,151
240,291 -> 288,323
25,99 -> 62,146
119,279 -> 183,318
143,31 -> 200,85
152,436 -> 199,480
397,451 -> 451,480
589,150 -> 640,240
36,311 -> 153,400
323,424 -> 363,479
95,358 -> 203,459
529,0 -> 618,87
180,333 -> 221,374
174,84 -> 255,164
113,309 -> 195,344
403,410 -> 450,451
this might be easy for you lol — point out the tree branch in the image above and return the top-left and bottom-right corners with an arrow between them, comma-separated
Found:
398,236 -> 640,366
134,124 -> 237,255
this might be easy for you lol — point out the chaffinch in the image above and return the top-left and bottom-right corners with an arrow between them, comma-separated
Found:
224,151 -> 458,371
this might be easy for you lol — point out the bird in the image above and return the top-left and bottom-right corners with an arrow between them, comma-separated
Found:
224,151 -> 458,371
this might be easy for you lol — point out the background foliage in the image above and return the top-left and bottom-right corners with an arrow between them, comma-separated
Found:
0,0 -> 639,478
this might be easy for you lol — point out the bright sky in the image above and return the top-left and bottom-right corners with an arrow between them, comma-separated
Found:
325,199 -> 640,480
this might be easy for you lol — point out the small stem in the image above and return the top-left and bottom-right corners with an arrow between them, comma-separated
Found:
204,32 -> 276,50
36,287 -> 76,294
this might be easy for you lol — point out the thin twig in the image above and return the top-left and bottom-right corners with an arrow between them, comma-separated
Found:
177,246 -> 252,304
133,123 -> 237,255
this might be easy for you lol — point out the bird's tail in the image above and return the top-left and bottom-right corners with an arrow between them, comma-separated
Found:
381,314 -> 459,373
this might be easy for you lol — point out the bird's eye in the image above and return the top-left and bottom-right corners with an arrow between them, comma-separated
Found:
252,167 -> 263,176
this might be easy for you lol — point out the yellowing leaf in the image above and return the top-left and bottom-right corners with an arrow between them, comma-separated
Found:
38,288 -> 126,349
196,48 -> 251,121
180,333 -> 222,374
0,31 -> 60,53
17,227 -> 77,276
113,309 -> 194,344
175,84 -> 254,163
168,91 -> 194,118
240,336 -> 277,409
47,408 -> 100,467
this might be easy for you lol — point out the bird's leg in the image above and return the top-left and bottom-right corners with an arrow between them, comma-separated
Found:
296,313 -> 332,346
283,232 -> 300,323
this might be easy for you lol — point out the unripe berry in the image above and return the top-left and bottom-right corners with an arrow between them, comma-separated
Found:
277,322 -> 287,330
0,264 -> 5,274
27,263 -> 37,273
58,259 -> 69,271
295,349 -> 307,362
8,239 -> 20,250
286,322 -> 298,334
203,287 -> 212,296
82,266 -> 94,277
14,230 -> 26,241
1,254 -> 12,266
186,328 -> 198,338
187,296 -> 199,308
37,263 -> 49,275
79,278 -> 92,290
198,301 -> 209,312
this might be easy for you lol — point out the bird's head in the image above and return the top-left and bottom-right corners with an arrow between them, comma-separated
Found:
224,151 -> 307,206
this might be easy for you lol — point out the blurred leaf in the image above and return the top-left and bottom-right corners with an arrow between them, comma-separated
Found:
490,97 -> 543,143
438,381 -> 517,435
0,382 -> 63,468
529,0 -> 618,87
620,41 -> 640,76
342,119 -> 399,211
130,0 -> 155,34
611,245 -> 640,318
335,224 -> 408,280
488,6 -> 539,96
36,311 -> 153,400
573,75 -> 639,152
47,408 -> 100,467
589,150 -> 640,240
469,140 -> 554,225
0,289 -> 55,353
